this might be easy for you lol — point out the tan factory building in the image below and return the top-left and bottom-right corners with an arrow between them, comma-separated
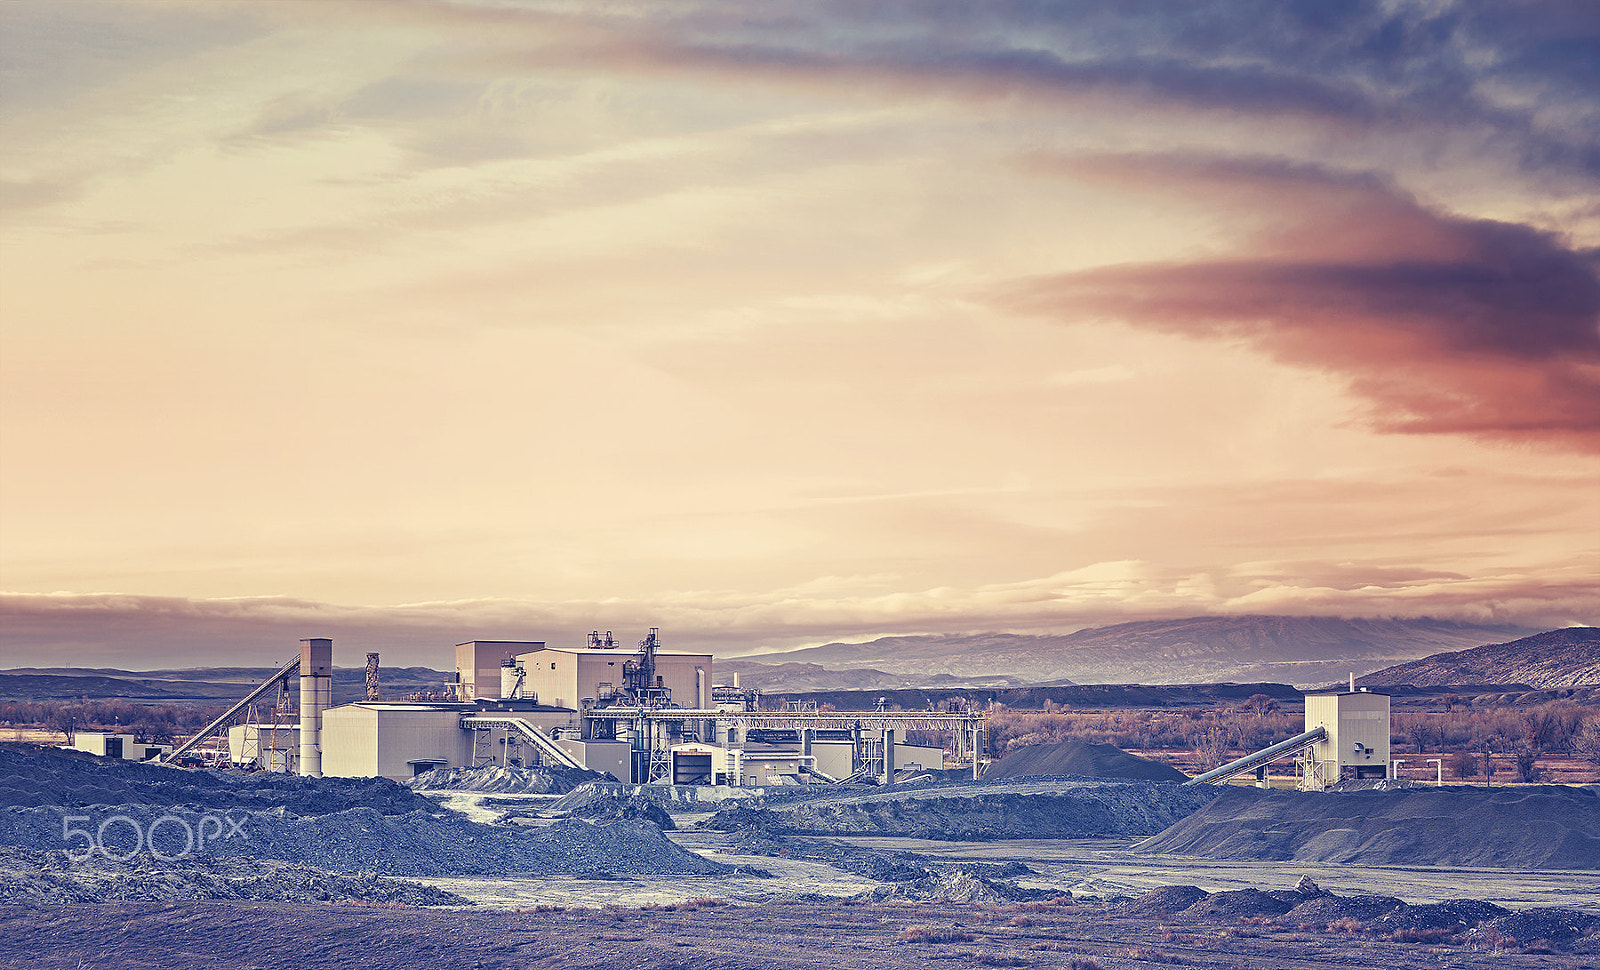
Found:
506,643 -> 713,711
455,640 -> 544,701
1303,687 -> 1391,786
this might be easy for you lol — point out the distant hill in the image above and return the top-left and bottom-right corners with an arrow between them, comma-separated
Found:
738,615 -> 1536,685
0,665 -> 453,705
715,660 -> 1045,692
1358,627 -> 1600,689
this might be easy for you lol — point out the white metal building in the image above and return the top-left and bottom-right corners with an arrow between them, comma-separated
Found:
1303,688 -> 1391,785
71,732 -> 171,762
510,644 -> 713,711
322,704 -> 475,781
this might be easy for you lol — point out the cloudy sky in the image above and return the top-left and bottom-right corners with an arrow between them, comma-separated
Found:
2,1 -> 1596,669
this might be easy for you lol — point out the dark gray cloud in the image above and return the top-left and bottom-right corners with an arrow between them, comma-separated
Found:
1000,153 -> 1600,448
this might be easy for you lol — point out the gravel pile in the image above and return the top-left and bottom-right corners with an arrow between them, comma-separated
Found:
1473,907 -> 1600,945
0,805 -> 730,879
720,827 -> 1037,888
0,845 -> 469,906
0,743 -> 433,816
1180,887 -> 1307,919
1135,784 -> 1600,868
406,764 -> 599,794
549,782 -> 787,815
1369,899 -> 1510,932
1112,885 -> 1210,917
985,741 -> 1188,782
701,780 -> 1218,840
1118,879 -> 1590,947
857,870 -> 1056,904
1282,893 -> 1404,925
567,799 -> 676,830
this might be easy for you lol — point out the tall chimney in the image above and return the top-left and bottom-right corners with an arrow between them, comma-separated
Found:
1349,672 -> 1356,694
299,638 -> 333,777
365,652 -> 380,702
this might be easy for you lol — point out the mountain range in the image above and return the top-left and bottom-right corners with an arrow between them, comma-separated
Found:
1358,627 -> 1600,689
735,615 -> 1538,686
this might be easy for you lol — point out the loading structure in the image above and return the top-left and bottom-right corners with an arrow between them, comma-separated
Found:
161,638 -> 332,776
1184,726 -> 1326,787
580,707 -> 987,785
1187,679 -> 1393,790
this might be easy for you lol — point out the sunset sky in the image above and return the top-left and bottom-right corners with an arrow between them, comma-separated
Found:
2,1 -> 1597,669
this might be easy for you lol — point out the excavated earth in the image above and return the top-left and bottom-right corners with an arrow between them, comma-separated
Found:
699,776 -> 1219,840
1135,783 -> 1600,869
984,740 -> 1189,782
0,846 -> 468,906
0,744 -> 729,891
406,764 -> 601,794
4,746 -> 1600,967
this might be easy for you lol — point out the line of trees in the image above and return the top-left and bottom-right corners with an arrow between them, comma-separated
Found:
0,699 -> 228,744
967,697 -> 1600,782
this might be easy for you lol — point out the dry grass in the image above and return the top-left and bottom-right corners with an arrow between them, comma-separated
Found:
895,924 -> 976,944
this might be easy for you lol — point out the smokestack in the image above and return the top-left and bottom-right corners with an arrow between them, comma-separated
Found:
299,638 -> 333,777
1349,672 -> 1356,694
365,652 -> 380,702
732,672 -> 740,689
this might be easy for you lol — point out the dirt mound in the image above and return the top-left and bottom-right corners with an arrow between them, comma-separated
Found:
1370,899 -> 1511,932
702,781 -> 1218,840
0,804 -> 728,879
1135,784 -> 1600,869
549,781 -> 774,815
985,741 -> 1188,783
1113,884 -> 1209,917
0,845 -> 468,906
1474,907 -> 1600,945
407,764 -> 598,794
858,869 -> 1055,904
1180,887 -> 1305,919
568,799 -> 676,829
1284,893 -> 1404,925
0,743 -> 433,816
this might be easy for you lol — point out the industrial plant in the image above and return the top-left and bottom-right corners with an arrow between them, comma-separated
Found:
131,631 -> 1398,792
153,632 -> 977,787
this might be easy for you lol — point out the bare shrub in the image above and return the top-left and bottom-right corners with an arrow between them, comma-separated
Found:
896,925 -> 975,944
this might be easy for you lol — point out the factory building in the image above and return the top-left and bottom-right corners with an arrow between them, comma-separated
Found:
71,732 -> 171,762
167,631 -> 988,787
502,640 -> 712,711
1303,685 -> 1391,786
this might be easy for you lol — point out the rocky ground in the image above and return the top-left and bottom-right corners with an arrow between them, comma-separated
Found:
0,846 -> 467,906
1136,783 -> 1600,868
3,749 -> 1598,968
407,764 -> 601,794
2,889 -> 1595,969
699,776 -> 1222,840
